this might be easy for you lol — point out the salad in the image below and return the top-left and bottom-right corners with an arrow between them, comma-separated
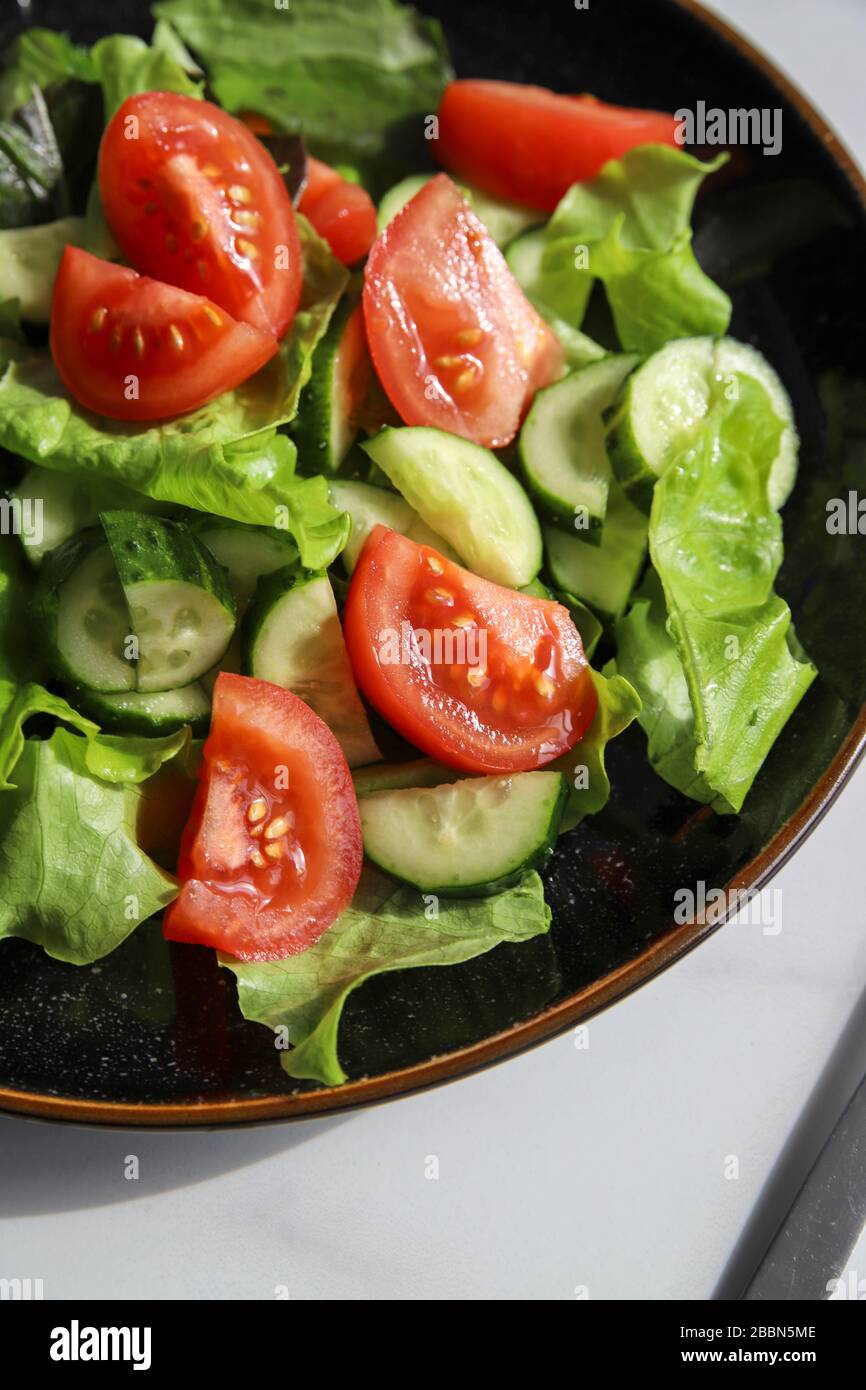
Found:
0,0 -> 816,1089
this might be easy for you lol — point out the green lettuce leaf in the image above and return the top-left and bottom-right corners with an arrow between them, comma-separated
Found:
0,680 -> 97,790
613,571 -> 714,805
0,217 -> 350,568
615,375 -> 816,812
90,32 -> 203,119
0,88 -> 67,229
532,145 -> 731,355
83,726 -> 192,784
0,29 -> 96,120
225,867 -> 551,1086
552,669 -> 641,832
0,727 -> 178,963
154,0 -> 452,186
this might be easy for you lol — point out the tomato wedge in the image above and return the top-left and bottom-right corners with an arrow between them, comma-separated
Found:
436,81 -> 679,211
99,92 -> 301,338
343,527 -> 597,774
50,246 -> 277,422
299,157 -> 378,265
163,674 -> 363,962
363,174 -> 563,449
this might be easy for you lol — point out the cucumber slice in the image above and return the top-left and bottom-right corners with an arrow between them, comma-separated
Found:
292,297 -> 371,473
361,426 -> 542,588
606,336 -> 799,510
377,175 -> 540,248
544,483 -> 647,619
329,479 -> 458,573
37,531 -> 136,692
359,771 -> 566,896
519,355 -> 639,532
101,512 -> 236,693
197,522 -> 298,609
352,758 -> 460,797
69,682 -> 211,736
243,567 -> 380,767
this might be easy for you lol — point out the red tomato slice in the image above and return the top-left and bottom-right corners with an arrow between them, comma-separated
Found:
50,246 -> 277,422
363,173 -> 563,448
163,674 -> 363,962
436,81 -> 679,211
299,157 -> 378,265
99,92 -> 301,338
343,527 -> 597,774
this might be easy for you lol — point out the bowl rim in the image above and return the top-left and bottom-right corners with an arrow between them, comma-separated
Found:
2,0 -> 866,1129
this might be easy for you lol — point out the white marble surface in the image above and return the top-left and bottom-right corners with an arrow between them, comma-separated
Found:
1,0 -> 866,1301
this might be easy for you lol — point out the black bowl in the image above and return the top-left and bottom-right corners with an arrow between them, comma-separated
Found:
1,0 -> 865,1126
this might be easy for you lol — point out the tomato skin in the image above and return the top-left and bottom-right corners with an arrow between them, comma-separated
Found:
99,92 -> 301,338
50,246 -> 278,422
164,674 -> 363,962
436,81 -> 679,211
363,174 -> 563,449
299,157 -> 377,265
344,527 -> 597,774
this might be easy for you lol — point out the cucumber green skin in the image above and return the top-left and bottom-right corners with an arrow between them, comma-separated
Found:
100,511 -> 236,616
518,444 -> 605,539
352,758 -> 460,797
292,293 -> 360,474
363,774 -> 568,897
520,356 -> 640,536
240,563 -> 307,672
604,378 -> 660,513
67,683 -> 211,737
32,528 -> 107,685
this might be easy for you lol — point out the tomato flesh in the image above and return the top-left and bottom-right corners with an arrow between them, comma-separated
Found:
343,527 -> 597,774
50,246 -> 277,422
99,92 -> 302,338
436,80 -> 679,211
299,157 -> 378,265
164,674 -> 363,962
363,173 -> 563,448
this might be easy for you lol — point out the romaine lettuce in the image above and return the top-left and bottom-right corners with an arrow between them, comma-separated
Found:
225,867 -> 550,1086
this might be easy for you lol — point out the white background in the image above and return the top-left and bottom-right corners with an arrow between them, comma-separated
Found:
2,0 -> 866,1301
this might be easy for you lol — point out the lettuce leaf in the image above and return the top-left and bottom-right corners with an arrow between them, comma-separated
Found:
0,727 -> 178,963
154,0 -> 452,186
531,145 -> 731,355
552,669 -> 641,833
0,29 -> 96,120
225,867 -> 550,1086
0,217 -> 350,568
90,32 -> 202,118
0,680 -> 97,790
615,376 -> 816,812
